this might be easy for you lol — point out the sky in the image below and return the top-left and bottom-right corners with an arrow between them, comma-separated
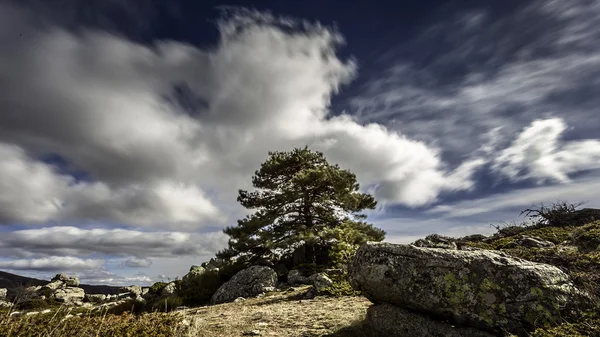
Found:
1,0 -> 600,286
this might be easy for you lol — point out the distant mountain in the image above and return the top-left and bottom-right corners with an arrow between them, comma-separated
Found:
0,270 -> 122,299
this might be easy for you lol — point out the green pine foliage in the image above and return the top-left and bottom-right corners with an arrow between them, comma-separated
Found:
217,147 -> 385,268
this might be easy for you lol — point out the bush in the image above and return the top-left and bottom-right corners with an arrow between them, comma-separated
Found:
149,282 -> 168,295
520,201 -> 587,228
318,273 -> 360,297
107,299 -> 147,315
147,295 -> 184,313
179,270 -> 222,306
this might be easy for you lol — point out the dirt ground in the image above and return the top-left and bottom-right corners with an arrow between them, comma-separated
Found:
176,286 -> 372,337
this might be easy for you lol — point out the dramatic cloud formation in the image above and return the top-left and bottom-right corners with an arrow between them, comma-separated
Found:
0,257 -> 104,272
492,118 -> 600,183
1,0 -> 600,283
0,227 -> 228,258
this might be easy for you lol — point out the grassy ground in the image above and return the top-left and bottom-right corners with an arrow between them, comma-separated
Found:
0,287 -> 371,337
177,286 -> 370,337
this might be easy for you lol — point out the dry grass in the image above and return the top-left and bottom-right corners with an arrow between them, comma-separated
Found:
177,286 -> 371,337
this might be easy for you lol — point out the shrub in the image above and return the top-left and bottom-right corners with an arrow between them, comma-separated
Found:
179,269 -> 222,306
107,299 -> 147,315
149,282 -> 168,295
147,295 -> 184,313
520,201 -> 586,228
318,273 -> 360,297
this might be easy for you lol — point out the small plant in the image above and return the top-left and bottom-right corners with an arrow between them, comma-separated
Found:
520,201 -> 586,228
318,273 -> 360,297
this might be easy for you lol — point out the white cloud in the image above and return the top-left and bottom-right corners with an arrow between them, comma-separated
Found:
427,172 -> 600,219
492,118 -> 600,183
0,227 -> 228,259
349,0 -> 600,168
0,2 -> 484,236
0,257 -> 104,272
123,257 -> 152,268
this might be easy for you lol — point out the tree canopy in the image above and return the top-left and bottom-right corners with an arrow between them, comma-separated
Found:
217,147 -> 385,267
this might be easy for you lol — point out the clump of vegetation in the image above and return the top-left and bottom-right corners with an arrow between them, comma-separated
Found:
456,201 -> 600,336
149,282 -> 168,295
318,273 -> 361,297
0,309 -> 185,337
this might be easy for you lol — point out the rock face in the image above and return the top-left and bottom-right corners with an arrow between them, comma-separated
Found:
182,265 -> 206,287
350,242 -> 591,335
120,286 -> 143,299
367,303 -> 495,337
412,234 -> 458,250
211,266 -> 277,304
161,282 -> 177,296
84,294 -> 106,303
505,236 -> 555,249
54,287 -> 85,303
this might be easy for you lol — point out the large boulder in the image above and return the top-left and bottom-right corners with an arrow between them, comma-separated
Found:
161,282 -> 177,296
182,265 -> 206,287
366,303 -> 495,337
53,287 -> 85,304
350,242 -> 591,335
0,288 -> 6,300
120,285 -> 143,299
84,294 -> 106,303
211,266 -> 277,304
51,274 -> 80,287
42,280 -> 64,291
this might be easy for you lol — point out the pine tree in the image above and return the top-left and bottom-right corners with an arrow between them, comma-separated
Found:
217,147 -> 385,267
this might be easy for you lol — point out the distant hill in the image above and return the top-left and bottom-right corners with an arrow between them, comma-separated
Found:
0,270 -> 122,299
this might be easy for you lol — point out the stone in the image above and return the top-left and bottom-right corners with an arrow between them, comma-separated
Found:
503,236 -> 555,249
0,300 -> 12,308
350,242 -> 592,335
234,297 -> 246,303
412,234 -> 458,250
366,303 -> 496,337
43,280 -> 64,291
211,266 -> 277,304
84,294 -> 106,303
41,309 -> 52,314
182,265 -> 206,287
120,285 -> 143,298
51,274 -> 80,287
53,287 -> 85,304
161,282 -> 177,296
0,288 -> 6,300
287,269 -> 311,285
310,273 -> 333,292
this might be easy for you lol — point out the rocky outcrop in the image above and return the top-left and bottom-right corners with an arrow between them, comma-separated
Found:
504,236 -> 555,249
84,294 -> 106,303
412,234 -> 458,250
54,287 -> 85,304
350,242 -> 592,336
211,266 -> 277,304
161,282 -> 177,296
51,273 -> 80,287
20,274 -> 86,305
182,265 -> 206,288
120,286 -> 143,300
0,288 -> 10,308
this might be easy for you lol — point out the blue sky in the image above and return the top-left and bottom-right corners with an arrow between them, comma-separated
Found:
1,0 -> 600,285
